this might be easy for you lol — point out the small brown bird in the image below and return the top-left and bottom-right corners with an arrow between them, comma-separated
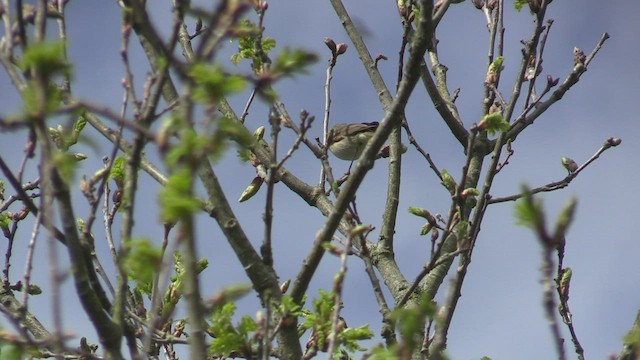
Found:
328,122 -> 379,161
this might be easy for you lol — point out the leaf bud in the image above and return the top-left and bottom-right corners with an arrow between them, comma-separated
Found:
573,47 -> 586,66
336,43 -> 348,55
253,126 -> 265,140
605,137 -> 622,147
472,0 -> 484,9
324,37 -> 337,54
279,279 -> 290,294
547,74 -> 559,87
561,157 -> 578,173
238,176 -> 264,202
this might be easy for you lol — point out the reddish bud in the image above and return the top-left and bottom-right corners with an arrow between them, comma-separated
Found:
15,209 -> 29,221
113,189 -> 122,204
324,37 -> 337,54
377,54 -> 388,61
561,157 -> 578,173
431,229 -> 439,242
606,137 -> 622,147
472,0 -> 484,9
528,0 -> 541,13
573,47 -> 586,66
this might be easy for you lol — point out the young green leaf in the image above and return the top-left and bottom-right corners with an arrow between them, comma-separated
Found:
514,192 -> 544,229
122,238 -> 162,290
440,169 -> 457,195
189,63 -> 246,103
513,0 -> 528,11
272,48 -> 318,78
20,41 -> 70,78
478,112 -> 509,136
158,168 -> 201,222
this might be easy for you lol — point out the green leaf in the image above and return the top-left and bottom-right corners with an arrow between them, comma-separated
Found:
553,197 -> 577,243
158,168 -> 201,223
109,157 -> 126,187
368,345 -> 401,360
340,325 -> 373,352
392,293 -> 436,352
209,303 -> 252,357
479,112 -> 509,136
122,238 -> 163,289
0,343 -> 25,360
408,207 -> 431,219
74,112 -> 88,135
20,41 -> 70,78
26,284 -> 42,295
164,127 -> 203,167
189,63 -> 246,103
272,48 -> 318,78
453,221 -> 469,239
558,267 -> 572,298
279,294 -> 304,317
197,258 -> 209,273
420,223 -> 433,236
0,213 -> 10,230
160,252 -> 191,315
23,81 -> 62,116
229,19 -> 276,72
461,187 -> 480,198
217,117 -> 254,149
440,169 -> 457,195
489,56 -> 504,73
514,188 -> 544,229
237,315 -> 258,334
513,0 -> 527,11
262,37 -> 277,52
623,319 -> 640,347
53,150 -> 80,184
485,55 -> 504,85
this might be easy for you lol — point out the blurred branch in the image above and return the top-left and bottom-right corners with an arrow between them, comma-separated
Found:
0,157 -> 67,245
33,110 -> 123,358
618,310 -> 640,360
0,288 -> 51,340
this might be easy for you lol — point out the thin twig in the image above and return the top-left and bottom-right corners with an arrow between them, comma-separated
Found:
488,137 -> 621,204
20,211 -> 42,316
542,245 -> 567,360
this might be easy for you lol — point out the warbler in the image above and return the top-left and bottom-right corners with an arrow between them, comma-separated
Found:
328,122 -> 379,161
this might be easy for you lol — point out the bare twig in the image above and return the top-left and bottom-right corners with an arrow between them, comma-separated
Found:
506,32 -> 610,143
488,137 -> 621,204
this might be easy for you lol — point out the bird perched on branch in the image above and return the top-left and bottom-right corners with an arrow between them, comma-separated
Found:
328,122 -> 379,161
328,122 -> 406,161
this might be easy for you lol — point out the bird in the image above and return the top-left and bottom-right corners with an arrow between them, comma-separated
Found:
328,122 -> 379,161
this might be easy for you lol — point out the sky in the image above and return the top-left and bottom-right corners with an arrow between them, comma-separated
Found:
1,1 -> 639,359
